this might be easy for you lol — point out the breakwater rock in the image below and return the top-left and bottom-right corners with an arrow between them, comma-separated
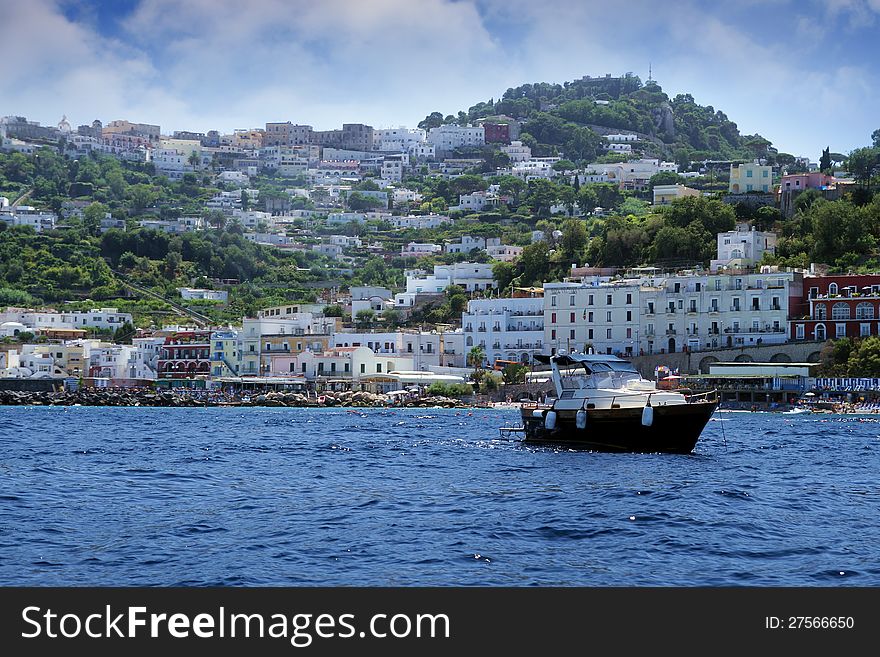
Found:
0,388 -> 469,409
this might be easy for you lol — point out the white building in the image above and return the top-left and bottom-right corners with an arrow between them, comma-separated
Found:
350,286 -> 393,318
151,148 -> 193,181
462,297 -> 545,366
288,346 -> 414,383
639,271 -> 792,354
312,243 -> 344,258
373,127 -> 426,152
380,157 -> 405,182
138,217 -> 205,233
331,331 -> 442,370
710,225 -> 777,272
395,263 -> 496,307
500,140 -> 531,163
408,142 -> 435,160
426,125 -> 485,152
390,214 -> 452,229
0,206 -> 56,232
605,133 -> 639,142
232,208 -> 275,230
508,160 -> 554,181
445,236 -> 486,254
401,242 -> 442,257
543,281 -> 643,357
0,307 -> 132,331
178,288 -> 229,302
486,243 -> 523,262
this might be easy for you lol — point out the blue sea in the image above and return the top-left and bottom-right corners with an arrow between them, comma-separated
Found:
1,406 -> 878,586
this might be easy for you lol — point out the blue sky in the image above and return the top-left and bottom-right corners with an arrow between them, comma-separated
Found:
2,0 -> 879,159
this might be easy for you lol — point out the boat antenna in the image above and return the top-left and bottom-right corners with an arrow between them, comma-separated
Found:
717,400 -> 727,451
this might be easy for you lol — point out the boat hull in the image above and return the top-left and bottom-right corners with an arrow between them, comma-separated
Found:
521,401 -> 718,454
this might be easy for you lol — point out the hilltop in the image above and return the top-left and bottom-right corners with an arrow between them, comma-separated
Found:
421,73 -> 777,165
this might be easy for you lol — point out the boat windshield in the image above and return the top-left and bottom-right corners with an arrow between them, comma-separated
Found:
559,361 -> 644,390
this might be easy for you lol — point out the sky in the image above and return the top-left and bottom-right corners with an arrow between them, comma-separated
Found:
2,0 -> 879,159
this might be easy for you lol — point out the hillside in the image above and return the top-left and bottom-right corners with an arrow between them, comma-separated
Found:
425,73 -> 777,165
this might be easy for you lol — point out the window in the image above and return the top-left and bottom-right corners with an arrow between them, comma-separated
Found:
570,329 -> 575,340
746,170 -> 753,178
796,324 -> 805,340
570,313 -> 575,323
815,304 -> 826,320
588,329 -> 594,339
606,294 -> 612,305
551,295 -> 557,307
551,312 -> 557,323
626,311 -> 632,322
606,311 -> 612,322
376,364 -> 382,372
626,293 -> 632,304
861,323 -> 871,337
762,170 -> 768,177
330,363 -> 336,372
606,328 -> 612,339
588,312 -> 593,322
588,294 -> 594,306
303,363 -> 308,372
626,328 -> 632,338
815,324 -> 826,340
832,303 -> 850,320
569,294 -> 576,306
828,283 -> 838,296
856,302 -> 874,319
836,324 -> 846,338
360,363 -> 365,373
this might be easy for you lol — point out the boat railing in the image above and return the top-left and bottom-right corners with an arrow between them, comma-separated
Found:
604,388 -> 718,407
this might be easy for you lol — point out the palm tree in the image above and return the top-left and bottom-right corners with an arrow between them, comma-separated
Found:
467,345 -> 486,371
188,151 -> 201,170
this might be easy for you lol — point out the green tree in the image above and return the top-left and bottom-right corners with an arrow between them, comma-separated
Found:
467,345 -> 486,371
502,362 -> 528,384
559,218 -> 589,262
355,309 -> 375,327
323,304 -> 344,317
819,146 -> 832,173
872,128 -> 880,149
846,147 -> 878,189
82,201 -> 108,236
492,260 -> 516,292
648,171 -> 684,190
525,179 -> 558,217
664,195 -> 736,235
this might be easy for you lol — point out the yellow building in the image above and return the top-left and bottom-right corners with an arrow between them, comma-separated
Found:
729,163 -> 772,194
653,184 -> 701,205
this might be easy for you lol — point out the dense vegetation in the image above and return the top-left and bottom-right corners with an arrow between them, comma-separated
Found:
420,74 -> 780,166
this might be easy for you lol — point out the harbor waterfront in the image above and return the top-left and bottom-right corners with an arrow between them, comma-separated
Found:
1,406 -> 878,586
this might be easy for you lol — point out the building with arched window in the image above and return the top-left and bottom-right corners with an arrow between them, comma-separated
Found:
790,275 -> 880,341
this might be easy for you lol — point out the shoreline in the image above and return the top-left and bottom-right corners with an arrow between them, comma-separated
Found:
0,389 -> 473,409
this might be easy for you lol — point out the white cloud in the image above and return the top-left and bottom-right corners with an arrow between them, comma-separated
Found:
0,0 -> 876,156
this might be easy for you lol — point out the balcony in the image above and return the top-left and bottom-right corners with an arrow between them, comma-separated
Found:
666,329 -> 677,335
644,307 -> 655,316
477,327 -> 486,332
686,307 -> 698,314
666,308 -> 676,314
709,306 -> 720,314
730,306 -> 741,312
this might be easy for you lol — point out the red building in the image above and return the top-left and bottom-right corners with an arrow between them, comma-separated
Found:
789,275 -> 880,342
482,123 -> 510,144
158,330 -> 212,379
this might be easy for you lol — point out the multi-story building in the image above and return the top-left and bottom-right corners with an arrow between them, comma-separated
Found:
729,162 -> 773,194
264,122 -> 313,146
462,296 -> 544,366
500,140 -> 531,163
157,330 -> 212,380
445,236 -> 486,254
0,307 -> 132,331
331,331 -> 442,370
485,243 -> 523,262
286,346 -> 413,383
710,225 -> 777,272
372,127 -> 425,152
102,120 -> 160,142
640,271 -> 796,354
210,329 -> 241,377
790,275 -> 880,342
0,206 -> 56,232
426,125 -> 485,153
239,316 -> 337,376
543,281 -> 642,357
394,263 -> 496,307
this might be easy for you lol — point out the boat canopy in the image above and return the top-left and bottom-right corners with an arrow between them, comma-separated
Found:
534,353 -> 637,372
